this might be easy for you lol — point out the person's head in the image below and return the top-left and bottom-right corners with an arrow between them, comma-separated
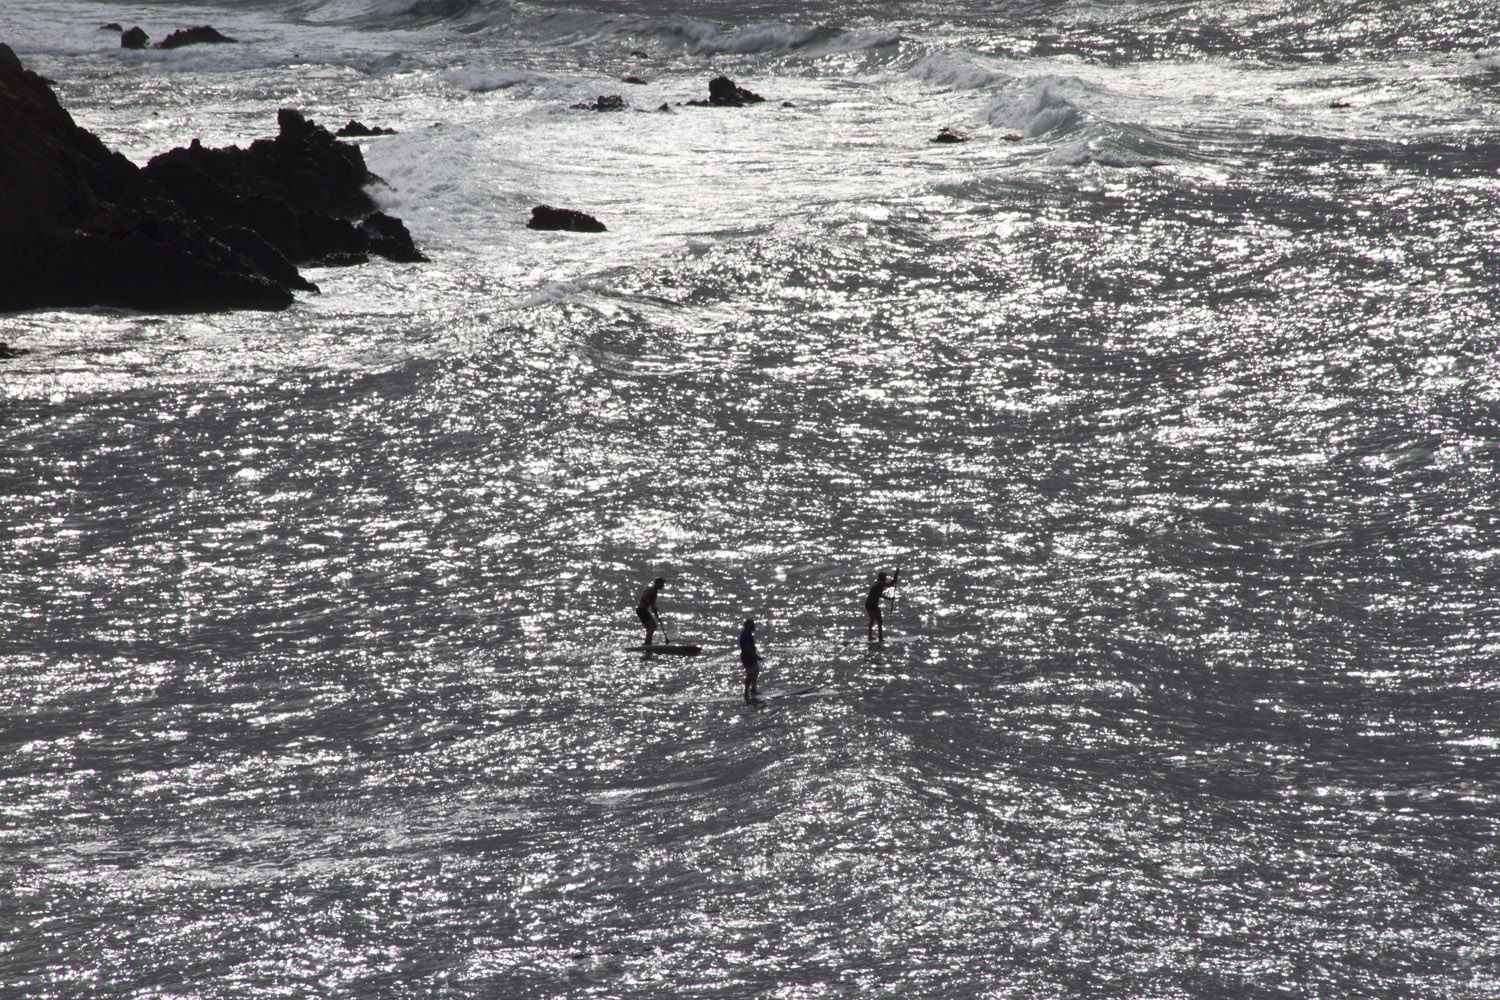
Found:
653,577 -> 665,589
743,618 -> 754,631
877,571 -> 888,582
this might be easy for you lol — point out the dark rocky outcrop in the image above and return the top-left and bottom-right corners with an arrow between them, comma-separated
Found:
101,22 -> 122,32
932,127 -> 969,144
360,212 -> 425,262
0,342 -> 31,360
141,109 -> 426,267
571,95 -> 626,112
121,27 -> 149,49
157,26 -> 237,49
0,44 -> 294,312
0,47 -> 424,314
686,75 -> 765,108
527,205 -> 606,233
622,75 -> 646,85
336,119 -> 397,137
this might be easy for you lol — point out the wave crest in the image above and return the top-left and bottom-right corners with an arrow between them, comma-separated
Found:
984,76 -> 1094,137
906,51 -> 1009,91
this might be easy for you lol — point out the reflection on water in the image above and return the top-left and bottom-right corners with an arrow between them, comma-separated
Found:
4,0 -> 1500,995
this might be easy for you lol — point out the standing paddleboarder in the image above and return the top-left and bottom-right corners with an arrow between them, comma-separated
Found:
739,618 -> 760,703
637,577 -> 666,645
865,568 -> 900,642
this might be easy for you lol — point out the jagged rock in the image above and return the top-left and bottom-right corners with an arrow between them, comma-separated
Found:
1002,133 -> 1023,142
157,26 -> 237,49
656,102 -> 672,113
686,75 -> 765,108
121,27 -> 149,49
527,205 -> 606,233
141,110 -> 422,267
630,50 -> 650,59
571,95 -> 626,112
932,127 -> 969,144
336,119 -> 397,137
0,43 -> 295,312
361,211 -> 426,262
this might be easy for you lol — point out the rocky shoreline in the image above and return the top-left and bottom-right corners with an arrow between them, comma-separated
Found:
0,44 -> 421,316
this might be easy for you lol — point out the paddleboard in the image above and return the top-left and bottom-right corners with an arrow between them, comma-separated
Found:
757,684 -> 823,701
838,634 -> 924,650
624,643 -> 702,656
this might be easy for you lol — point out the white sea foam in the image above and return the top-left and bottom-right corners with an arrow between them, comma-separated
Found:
983,75 -> 1091,137
906,50 -> 1010,91
1045,136 -> 1152,168
693,22 -> 822,55
443,66 -> 544,93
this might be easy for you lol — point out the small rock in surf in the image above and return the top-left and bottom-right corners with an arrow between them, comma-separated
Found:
336,119 -> 397,137
157,26 -> 238,50
571,95 -> 627,112
686,75 -> 765,108
527,205 -> 607,233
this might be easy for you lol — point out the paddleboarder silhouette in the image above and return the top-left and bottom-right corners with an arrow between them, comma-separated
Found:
739,618 -> 760,703
637,577 -> 665,645
865,568 -> 900,641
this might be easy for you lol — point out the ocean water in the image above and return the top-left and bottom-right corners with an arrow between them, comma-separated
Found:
3,1 -> 1500,996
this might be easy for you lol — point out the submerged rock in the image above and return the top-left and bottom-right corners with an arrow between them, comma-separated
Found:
335,119 -> 397,137
686,75 -> 765,108
121,27 -> 149,49
100,22 -> 122,32
571,94 -> 626,112
932,127 -> 969,144
0,342 -> 31,359
527,205 -> 607,233
0,43 -> 295,312
157,26 -> 238,49
622,75 -> 647,85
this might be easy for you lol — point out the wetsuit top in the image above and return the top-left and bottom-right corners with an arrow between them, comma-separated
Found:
738,626 -> 758,663
866,575 -> 896,610
638,585 -> 659,615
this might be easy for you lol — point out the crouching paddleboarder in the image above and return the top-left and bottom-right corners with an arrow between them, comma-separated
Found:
739,618 -> 760,703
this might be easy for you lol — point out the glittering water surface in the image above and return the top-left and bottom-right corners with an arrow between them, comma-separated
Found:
3,0 -> 1500,996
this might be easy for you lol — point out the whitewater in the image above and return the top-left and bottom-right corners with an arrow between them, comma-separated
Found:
3,0 -> 1499,996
